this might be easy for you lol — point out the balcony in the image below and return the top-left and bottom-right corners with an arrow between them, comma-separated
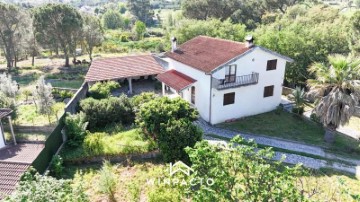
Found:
212,72 -> 259,90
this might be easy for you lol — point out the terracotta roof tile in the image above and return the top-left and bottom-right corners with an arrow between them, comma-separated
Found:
165,36 -> 251,73
85,54 -> 164,82
156,70 -> 196,92
0,143 -> 44,200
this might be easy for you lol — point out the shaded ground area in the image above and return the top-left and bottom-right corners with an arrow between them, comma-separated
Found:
0,143 -> 44,200
112,79 -> 161,97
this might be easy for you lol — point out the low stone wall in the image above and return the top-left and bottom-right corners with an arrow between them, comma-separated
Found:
282,86 -> 293,96
64,151 -> 160,165
65,82 -> 89,114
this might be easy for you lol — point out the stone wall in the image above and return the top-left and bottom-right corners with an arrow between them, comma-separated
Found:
282,86 -> 293,96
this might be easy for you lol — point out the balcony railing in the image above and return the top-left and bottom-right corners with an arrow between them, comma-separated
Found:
212,72 -> 259,90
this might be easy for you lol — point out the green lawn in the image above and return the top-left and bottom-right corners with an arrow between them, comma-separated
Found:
5,131 -> 48,142
61,128 -> 157,162
49,79 -> 84,89
218,110 -> 360,158
15,103 -> 65,126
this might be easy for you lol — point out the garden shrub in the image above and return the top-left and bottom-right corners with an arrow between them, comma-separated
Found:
158,118 -> 203,163
83,132 -> 106,155
88,81 -> 120,99
292,106 -> 304,115
98,161 -> 117,202
6,169 -> 88,202
49,155 -> 64,178
310,113 -> 320,123
136,97 -> 198,138
80,95 -> 134,129
64,112 -> 89,147
131,92 -> 158,113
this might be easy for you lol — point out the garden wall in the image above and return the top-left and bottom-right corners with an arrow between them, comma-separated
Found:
31,82 -> 89,173
65,82 -> 89,114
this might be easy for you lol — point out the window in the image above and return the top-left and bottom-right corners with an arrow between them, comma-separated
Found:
223,92 -> 235,105
266,59 -> 277,71
264,85 -> 274,97
225,65 -> 237,83
191,86 -> 195,104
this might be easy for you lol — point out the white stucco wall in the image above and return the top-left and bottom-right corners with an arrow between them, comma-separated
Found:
165,59 -> 212,122
210,48 -> 287,124
0,128 -> 5,149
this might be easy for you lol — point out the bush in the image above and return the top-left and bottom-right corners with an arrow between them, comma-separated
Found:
131,92 -> 158,113
136,97 -> 198,138
88,81 -> 120,99
98,161 -> 117,202
60,90 -> 74,100
292,106 -> 304,115
6,169 -> 88,202
158,118 -> 202,162
64,112 -> 89,147
83,132 -> 105,155
310,113 -> 320,123
49,155 -> 64,178
80,95 -> 134,129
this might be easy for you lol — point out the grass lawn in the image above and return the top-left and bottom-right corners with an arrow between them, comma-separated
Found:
5,131 -> 48,142
218,110 -> 360,158
61,161 -> 360,202
61,128 -> 157,162
15,102 -> 65,126
48,79 -> 84,89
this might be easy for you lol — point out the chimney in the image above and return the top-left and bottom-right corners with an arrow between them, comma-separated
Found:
171,37 -> 177,52
245,35 -> 254,48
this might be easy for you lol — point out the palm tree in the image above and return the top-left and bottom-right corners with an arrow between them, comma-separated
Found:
307,55 -> 360,143
290,86 -> 307,115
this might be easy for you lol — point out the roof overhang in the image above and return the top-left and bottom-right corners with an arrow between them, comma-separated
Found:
156,70 -> 197,92
210,46 -> 294,75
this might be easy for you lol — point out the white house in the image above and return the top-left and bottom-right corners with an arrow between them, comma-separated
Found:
157,36 -> 293,124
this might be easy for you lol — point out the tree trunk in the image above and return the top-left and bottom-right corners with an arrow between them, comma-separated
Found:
32,53 -> 35,66
65,55 -> 70,67
324,126 -> 336,143
89,48 -> 93,61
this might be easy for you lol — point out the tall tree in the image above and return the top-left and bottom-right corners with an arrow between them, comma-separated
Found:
262,0 -> 303,13
33,4 -> 83,67
83,14 -> 104,61
102,9 -> 124,29
307,55 -> 360,143
134,20 -> 146,40
0,3 -> 29,70
127,0 -> 153,25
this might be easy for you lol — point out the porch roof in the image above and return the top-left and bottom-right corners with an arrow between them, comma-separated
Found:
0,109 -> 12,119
156,70 -> 196,92
85,54 -> 164,82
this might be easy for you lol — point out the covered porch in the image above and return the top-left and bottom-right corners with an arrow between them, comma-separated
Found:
156,69 -> 197,101
85,54 -> 164,95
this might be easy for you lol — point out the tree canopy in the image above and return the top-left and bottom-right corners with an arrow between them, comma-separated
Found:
33,4 -> 83,67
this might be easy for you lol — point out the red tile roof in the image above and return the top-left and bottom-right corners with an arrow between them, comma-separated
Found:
165,36 -> 251,73
85,55 -> 164,82
156,70 -> 196,92
0,143 -> 44,200
0,109 -> 12,119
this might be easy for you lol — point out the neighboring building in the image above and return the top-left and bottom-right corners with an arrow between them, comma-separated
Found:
157,36 -> 293,124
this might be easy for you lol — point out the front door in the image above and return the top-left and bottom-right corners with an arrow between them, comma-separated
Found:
191,86 -> 195,104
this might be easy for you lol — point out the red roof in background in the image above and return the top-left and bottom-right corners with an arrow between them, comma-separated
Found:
165,36 -> 251,73
85,55 -> 164,82
156,70 -> 196,92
